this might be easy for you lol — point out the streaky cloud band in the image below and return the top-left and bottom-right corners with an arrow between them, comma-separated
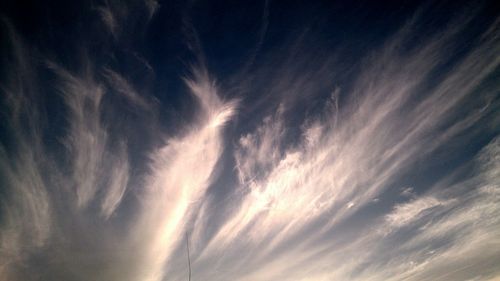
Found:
0,1 -> 499,281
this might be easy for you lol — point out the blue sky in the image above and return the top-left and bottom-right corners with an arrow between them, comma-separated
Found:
0,0 -> 499,280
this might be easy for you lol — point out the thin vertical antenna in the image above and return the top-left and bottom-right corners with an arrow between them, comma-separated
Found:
186,232 -> 191,281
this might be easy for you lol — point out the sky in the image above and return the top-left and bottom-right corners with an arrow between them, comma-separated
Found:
0,0 -> 499,280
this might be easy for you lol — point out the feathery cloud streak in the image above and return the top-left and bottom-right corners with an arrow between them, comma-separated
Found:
0,1 -> 499,281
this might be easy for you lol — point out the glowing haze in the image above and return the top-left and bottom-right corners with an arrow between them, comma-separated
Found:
0,0 -> 499,281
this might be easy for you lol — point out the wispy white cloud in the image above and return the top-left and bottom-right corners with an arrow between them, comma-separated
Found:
179,8 -> 500,281
128,65 -> 237,281
384,196 -> 448,229
96,0 -> 159,40
0,2 -> 499,281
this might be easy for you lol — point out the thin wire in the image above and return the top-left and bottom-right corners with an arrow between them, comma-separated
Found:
186,232 -> 191,281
